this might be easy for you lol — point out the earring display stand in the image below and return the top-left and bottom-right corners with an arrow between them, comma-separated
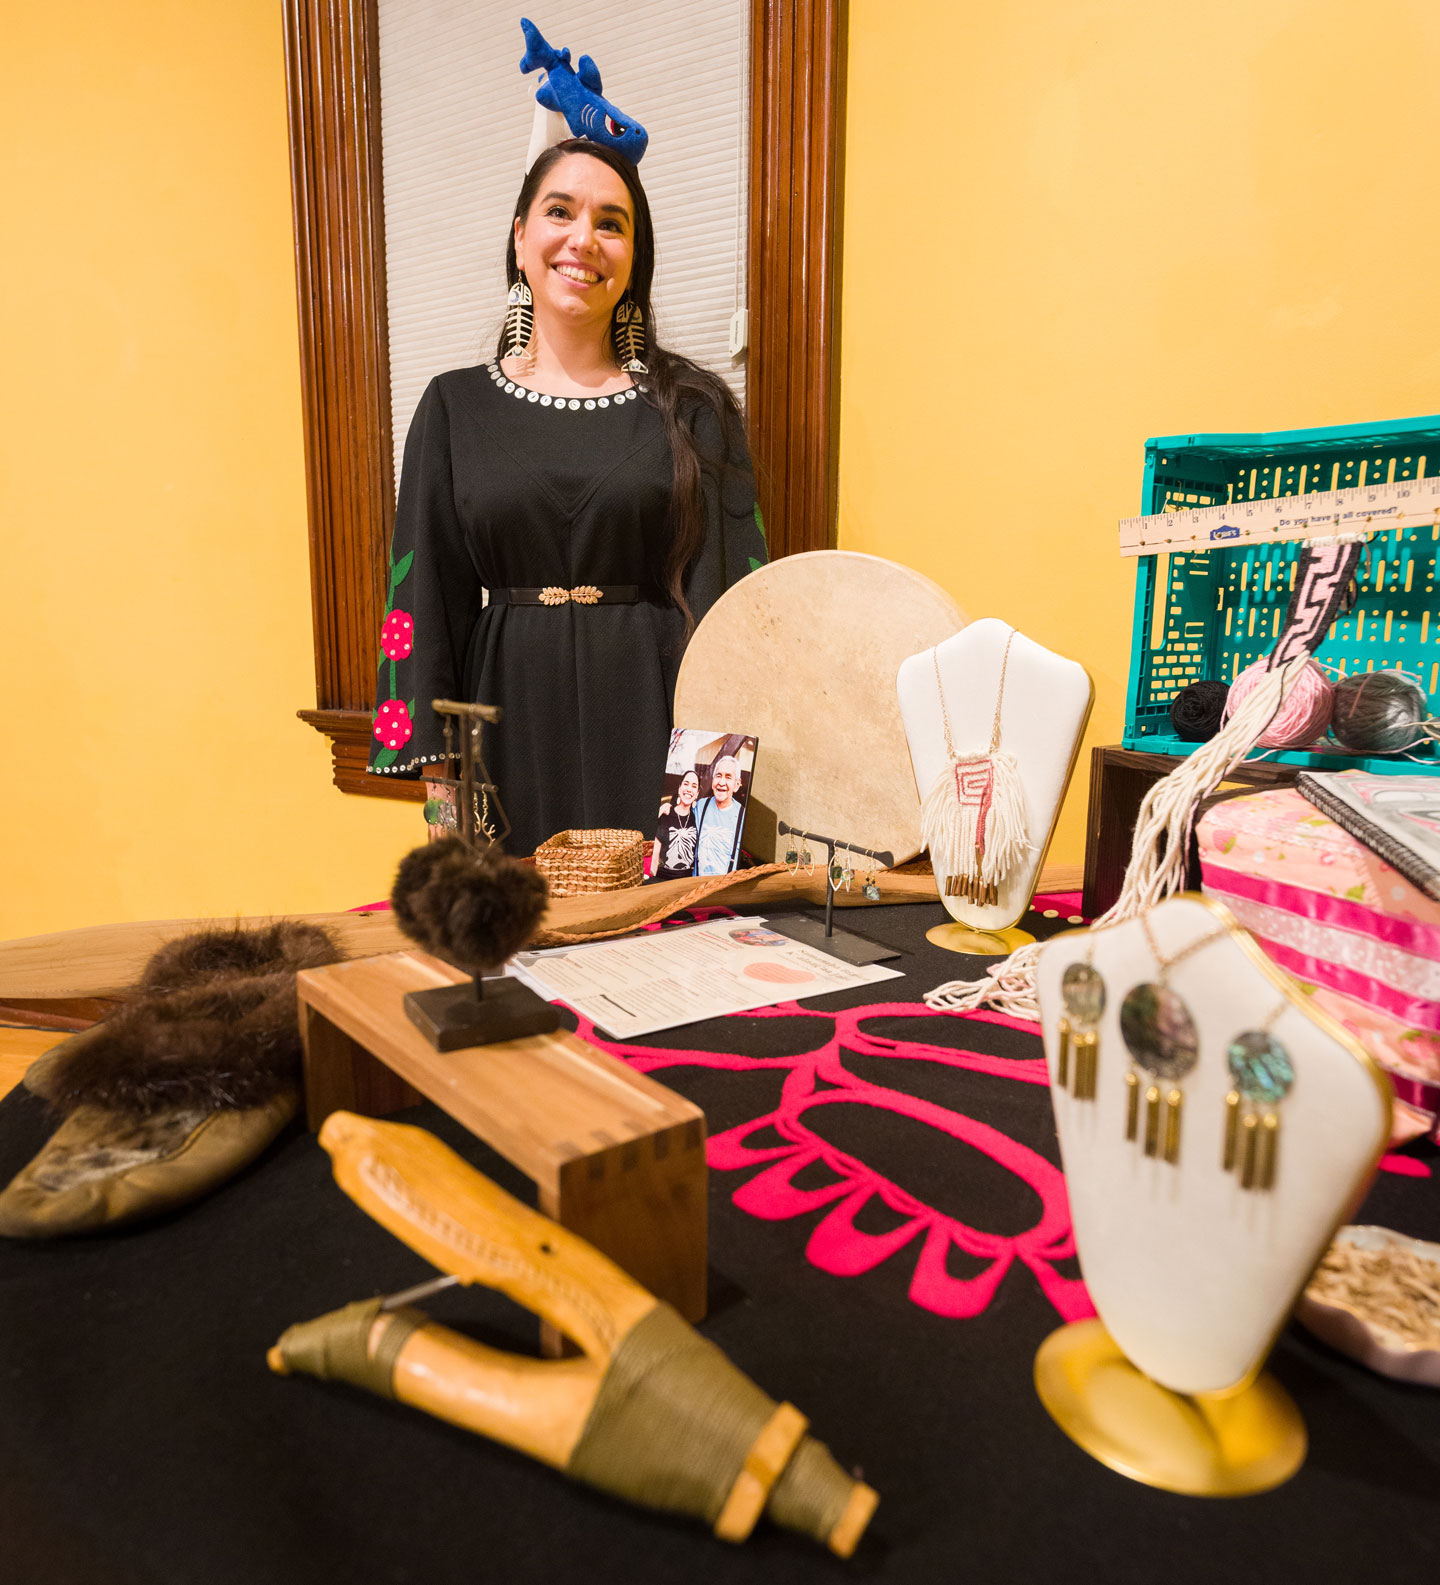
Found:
1033,894 -> 1392,1496
925,921 -> 1036,956
767,822 -> 900,966
1033,1318 -> 1306,1497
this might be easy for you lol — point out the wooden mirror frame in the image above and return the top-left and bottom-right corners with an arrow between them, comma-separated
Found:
284,0 -> 844,798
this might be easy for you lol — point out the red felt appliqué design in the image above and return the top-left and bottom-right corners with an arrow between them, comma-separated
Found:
572,995 -> 1095,1323
374,698 -> 414,751
381,610 -> 415,660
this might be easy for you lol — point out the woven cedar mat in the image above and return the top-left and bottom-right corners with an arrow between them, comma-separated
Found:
1,901 -> 1437,1585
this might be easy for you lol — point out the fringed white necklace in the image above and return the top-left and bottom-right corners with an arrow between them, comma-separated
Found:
920,628 -> 1030,906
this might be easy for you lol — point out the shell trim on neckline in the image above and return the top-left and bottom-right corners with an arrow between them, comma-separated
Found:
486,361 -> 644,411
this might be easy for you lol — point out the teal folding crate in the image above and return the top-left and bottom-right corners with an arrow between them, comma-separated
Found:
1122,413 -> 1440,775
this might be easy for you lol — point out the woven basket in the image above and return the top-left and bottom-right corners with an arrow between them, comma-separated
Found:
533,828 -> 646,897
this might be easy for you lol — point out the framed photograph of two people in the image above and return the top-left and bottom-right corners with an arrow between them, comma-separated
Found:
651,729 -> 759,880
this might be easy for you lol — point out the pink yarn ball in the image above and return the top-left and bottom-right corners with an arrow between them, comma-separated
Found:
1224,658 -> 1334,748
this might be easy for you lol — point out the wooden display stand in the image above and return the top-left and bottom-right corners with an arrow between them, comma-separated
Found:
1082,746 -> 1300,919
296,951 -> 707,1347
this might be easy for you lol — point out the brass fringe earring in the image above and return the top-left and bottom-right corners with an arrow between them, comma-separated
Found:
613,296 -> 648,373
1117,916 -> 1227,1165
1223,1015 -> 1294,1192
1057,957 -> 1104,1100
504,273 -> 534,362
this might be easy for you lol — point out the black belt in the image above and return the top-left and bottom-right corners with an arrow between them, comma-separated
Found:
489,584 -> 663,607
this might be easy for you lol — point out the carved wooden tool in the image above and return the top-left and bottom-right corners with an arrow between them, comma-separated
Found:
268,1113 -> 878,1555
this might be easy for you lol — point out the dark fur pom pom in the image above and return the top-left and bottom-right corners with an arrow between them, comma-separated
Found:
32,922 -> 341,1118
391,837 -> 548,972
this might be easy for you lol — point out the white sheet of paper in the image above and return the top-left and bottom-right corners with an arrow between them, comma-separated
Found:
509,917 -> 903,1039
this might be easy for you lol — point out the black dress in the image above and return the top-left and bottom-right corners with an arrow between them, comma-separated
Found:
652,804 -> 699,881
367,361 -> 767,856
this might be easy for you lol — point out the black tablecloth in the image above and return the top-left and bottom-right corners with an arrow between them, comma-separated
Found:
2,903 -> 1437,1585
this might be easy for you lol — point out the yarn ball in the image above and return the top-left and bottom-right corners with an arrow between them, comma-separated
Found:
1330,670 -> 1431,753
1224,657 -> 1334,749
1169,679 -> 1230,742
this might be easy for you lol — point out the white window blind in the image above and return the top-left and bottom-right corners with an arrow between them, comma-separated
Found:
377,0 -> 748,478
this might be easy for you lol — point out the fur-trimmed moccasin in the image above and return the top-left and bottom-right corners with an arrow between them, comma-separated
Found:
0,922 -> 339,1238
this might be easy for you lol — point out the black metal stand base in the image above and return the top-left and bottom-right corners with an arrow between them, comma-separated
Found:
404,976 -> 560,1051
767,913 -> 900,966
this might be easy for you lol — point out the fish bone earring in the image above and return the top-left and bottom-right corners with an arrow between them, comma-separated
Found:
1057,953 -> 1105,1100
613,295 -> 648,373
505,271 -> 535,367
1223,1009 -> 1294,1191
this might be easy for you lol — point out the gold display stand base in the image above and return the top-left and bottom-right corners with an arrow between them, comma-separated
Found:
1033,1319 -> 1306,1497
925,922 -> 1036,956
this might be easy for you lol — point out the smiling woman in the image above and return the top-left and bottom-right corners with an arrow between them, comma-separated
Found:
367,141 -> 767,857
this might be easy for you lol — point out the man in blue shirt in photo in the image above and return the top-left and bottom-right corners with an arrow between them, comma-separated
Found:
693,756 -> 745,875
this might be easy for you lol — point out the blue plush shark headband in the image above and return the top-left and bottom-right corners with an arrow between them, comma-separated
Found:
519,17 -> 649,168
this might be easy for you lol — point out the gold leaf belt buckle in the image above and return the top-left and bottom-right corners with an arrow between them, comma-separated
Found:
539,585 -> 603,606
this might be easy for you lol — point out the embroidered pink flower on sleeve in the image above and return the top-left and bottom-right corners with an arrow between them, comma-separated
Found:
381,610 -> 414,660
374,699 -> 414,751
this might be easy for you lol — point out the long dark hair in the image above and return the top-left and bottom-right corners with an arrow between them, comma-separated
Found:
499,140 -> 743,633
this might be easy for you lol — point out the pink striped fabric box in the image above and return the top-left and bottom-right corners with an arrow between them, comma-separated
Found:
1197,786 -> 1440,1142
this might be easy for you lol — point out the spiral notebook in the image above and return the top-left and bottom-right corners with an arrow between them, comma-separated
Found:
1296,770 -> 1440,902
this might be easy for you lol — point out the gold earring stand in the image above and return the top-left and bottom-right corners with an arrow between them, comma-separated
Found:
926,922 -> 1036,956
1033,1319 -> 1306,1497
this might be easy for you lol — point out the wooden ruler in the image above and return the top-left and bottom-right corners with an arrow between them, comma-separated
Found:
1118,473 -> 1440,557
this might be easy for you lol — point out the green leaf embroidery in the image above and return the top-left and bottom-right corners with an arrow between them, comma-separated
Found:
389,659 -> 398,698
748,556 -> 764,573
372,748 -> 399,769
752,503 -> 767,545
407,699 -> 416,716
390,549 -> 415,591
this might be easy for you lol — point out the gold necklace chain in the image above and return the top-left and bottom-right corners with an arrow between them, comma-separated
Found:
932,628 -> 1017,761
1139,915 -> 1231,984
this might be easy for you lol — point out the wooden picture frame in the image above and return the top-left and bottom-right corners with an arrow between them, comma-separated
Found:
284,0 -> 844,798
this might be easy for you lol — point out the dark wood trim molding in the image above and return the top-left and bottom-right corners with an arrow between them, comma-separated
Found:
285,0 -> 844,796
747,0 -> 844,562
284,0 -> 402,797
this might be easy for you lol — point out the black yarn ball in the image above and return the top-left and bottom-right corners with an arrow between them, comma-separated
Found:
1169,679 -> 1230,742
1330,670 -> 1430,753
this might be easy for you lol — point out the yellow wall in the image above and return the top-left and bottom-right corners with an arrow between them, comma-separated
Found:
838,0 -> 1440,873
9,2 -> 1439,940
3,1 -> 415,938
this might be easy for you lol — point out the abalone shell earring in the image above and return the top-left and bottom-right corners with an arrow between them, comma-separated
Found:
1223,1014 -> 1294,1191
1120,984 -> 1199,1163
1119,914 -> 1227,1164
1057,957 -> 1105,1100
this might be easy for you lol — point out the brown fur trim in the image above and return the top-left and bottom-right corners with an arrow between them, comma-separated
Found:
136,922 -> 339,997
391,838 -> 548,973
31,924 -> 340,1118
